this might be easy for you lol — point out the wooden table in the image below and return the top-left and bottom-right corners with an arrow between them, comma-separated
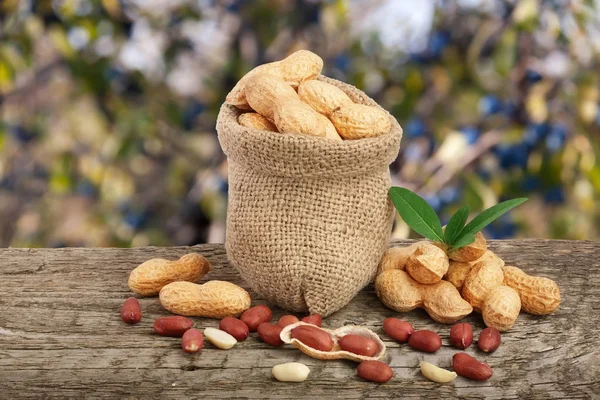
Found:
1,240 -> 599,399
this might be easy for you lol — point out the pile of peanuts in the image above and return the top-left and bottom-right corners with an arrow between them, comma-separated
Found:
227,50 -> 392,141
376,232 -> 561,332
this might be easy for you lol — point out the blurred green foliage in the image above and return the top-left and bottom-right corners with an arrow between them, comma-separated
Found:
0,0 -> 599,247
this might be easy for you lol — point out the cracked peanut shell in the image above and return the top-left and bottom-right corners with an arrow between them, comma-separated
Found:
280,322 -> 386,363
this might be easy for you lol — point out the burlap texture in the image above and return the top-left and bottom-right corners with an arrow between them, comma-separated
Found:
216,75 -> 402,316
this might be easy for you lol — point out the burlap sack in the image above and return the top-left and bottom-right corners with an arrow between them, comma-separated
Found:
216,75 -> 402,316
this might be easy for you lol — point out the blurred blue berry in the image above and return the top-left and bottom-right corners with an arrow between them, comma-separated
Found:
429,31 -> 450,58
544,186 -> 565,204
484,216 -> 517,239
9,125 -> 36,143
545,125 -> 567,153
525,69 -> 543,84
503,100 -> 519,119
494,143 -> 529,169
408,52 -> 431,64
523,123 -> 549,146
75,180 -> 97,198
332,54 -> 351,72
479,95 -> 503,116
0,175 -> 17,190
459,126 -> 480,144
439,186 -> 459,204
226,0 -> 244,12
218,178 -> 228,194
521,175 -> 540,191
405,118 -> 426,138
404,142 -> 426,162
124,211 -> 149,230
476,167 -> 491,182
183,100 -> 205,130
422,193 -> 442,213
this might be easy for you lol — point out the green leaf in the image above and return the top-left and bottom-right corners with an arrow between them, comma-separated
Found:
449,233 -> 476,252
389,187 -> 444,242
455,198 -> 528,242
444,205 -> 470,245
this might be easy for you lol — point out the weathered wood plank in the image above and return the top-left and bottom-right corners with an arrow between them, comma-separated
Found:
0,240 -> 599,399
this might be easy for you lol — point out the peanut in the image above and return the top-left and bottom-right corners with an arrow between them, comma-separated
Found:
237,112 -> 278,132
330,103 -> 391,140
462,261 -> 521,331
290,325 -> 334,352
452,353 -> 493,381
382,318 -> 413,343
301,314 -> 322,327
128,253 -> 211,296
280,323 -> 386,362
226,50 -> 323,109
317,112 -> 343,141
338,334 -> 379,357
241,305 -> 273,332
376,269 -> 473,324
219,317 -> 249,341
356,360 -> 393,383
502,265 -> 560,315
277,315 -> 300,328
297,79 -> 353,116
445,250 -> 505,290
377,244 -> 419,276
405,241 -> 449,284
257,322 -> 284,347
181,328 -> 204,353
245,73 -> 299,121
481,285 -> 521,331
153,316 -> 193,337
462,260 -> 504,310
272,362 -> 311,382
420,361 -> 457,383
120,297 -> 142,324
445,261 -> 472,290
449,322 -> 473,349
447,231 -> 487,262
204,327 -> 237,349
408,330 -> 442,353
159,281 -> 251,318
273,98 -> 328,137
478,327 -> 501,353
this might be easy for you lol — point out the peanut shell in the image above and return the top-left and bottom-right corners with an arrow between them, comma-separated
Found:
128,253 -> 212,296
298,80 -> 353,116
447,231 -> 487,262
405,241 -> 449,284
502,266 -> 560,315
237,113 -> 278,132
481,285 -> 521,331
159,281 -> 251,318
280,322 -> 386,363
461,260 -> 504,311
226,50 -> 323,109
274,99 -> 327,137
375,269 -> 472,324
377,244 -> 419,277
330,103 -> 391,140
245,73 -> 298,121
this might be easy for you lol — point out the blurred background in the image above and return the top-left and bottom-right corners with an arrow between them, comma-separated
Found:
1,0 -> 599,248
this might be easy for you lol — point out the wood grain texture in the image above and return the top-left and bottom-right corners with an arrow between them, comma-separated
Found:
0,240 -> 599,399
